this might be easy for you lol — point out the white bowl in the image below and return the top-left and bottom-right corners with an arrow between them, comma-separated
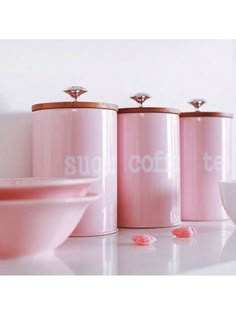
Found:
219,181 -> 236,224
0,194 -> 100,258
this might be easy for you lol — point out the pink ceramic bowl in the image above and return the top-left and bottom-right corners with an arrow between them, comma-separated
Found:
0,177 -> 98,200
0,194 -> 100,258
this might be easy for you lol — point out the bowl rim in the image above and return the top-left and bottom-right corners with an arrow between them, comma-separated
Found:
0,193 -> 100,205
0,177 -> 98,188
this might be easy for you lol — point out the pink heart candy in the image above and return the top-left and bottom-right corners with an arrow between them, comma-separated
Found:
172,226 -> 196,238
132,234 -> 157,246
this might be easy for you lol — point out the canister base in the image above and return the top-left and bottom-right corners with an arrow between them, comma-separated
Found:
182,218 -> 230,222
118,223 -> 181,229
70,228 -> 119,237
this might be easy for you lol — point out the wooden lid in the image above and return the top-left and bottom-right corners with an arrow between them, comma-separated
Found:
119,93 -> 179,115
32,101 -> 118,112
118,107 -> 180,115
181,99 -> 233,118
180,112 -> 233,118
32,86 -> 118,112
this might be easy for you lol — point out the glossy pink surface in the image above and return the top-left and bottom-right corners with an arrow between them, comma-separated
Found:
181,116 -> 232,220
118,112 -> 181,227
33,108 -> 117,236
0,177 -> 97,200
0,195 -> 99,258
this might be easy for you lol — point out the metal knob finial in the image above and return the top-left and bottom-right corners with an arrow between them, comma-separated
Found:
64,86 -> 87,102
189,99 -> 206,111
130,93 -> 151,107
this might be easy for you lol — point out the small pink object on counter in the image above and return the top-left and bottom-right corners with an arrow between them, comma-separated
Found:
172,226 -> 196,238
132,234 -> 157,246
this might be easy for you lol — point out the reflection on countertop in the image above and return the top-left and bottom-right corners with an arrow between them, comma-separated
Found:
0,221 -> 235,275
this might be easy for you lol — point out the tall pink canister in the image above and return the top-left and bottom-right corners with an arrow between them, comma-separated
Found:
32,86 -> 118,236
118,93 -> 181,228
181,99 -> 233,221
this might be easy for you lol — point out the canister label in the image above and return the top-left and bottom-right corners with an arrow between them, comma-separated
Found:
64,155 -> 116,176
128,151 -> 175,173
203,152 -> 222,172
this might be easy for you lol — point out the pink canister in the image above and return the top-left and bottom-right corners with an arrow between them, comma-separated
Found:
118,93 -> 181,228
180,99 -> 233,221
32,86 -> 118,236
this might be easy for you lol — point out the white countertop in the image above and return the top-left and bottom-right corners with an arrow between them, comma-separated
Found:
1,220 -> 236,275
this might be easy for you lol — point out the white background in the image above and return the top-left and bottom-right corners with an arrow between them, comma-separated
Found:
0,39 -> 236,177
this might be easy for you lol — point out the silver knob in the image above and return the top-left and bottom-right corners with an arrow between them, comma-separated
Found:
189,99 -> 206,111
130,93 -> 151,107
64,86 -> 87,101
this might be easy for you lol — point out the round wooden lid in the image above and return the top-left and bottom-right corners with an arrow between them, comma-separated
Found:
181,99 -> 233,118
180,112 -> 233,118
32,102 -> 118,112
119,93 -> 179,115
118,107 -> 180,115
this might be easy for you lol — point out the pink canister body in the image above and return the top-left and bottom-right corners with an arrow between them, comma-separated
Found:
118,94 -> 181,228
32,87 -> 118,236
181,99 -> 233,221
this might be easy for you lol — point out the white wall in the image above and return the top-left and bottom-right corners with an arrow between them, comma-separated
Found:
0,40 -> 236,177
